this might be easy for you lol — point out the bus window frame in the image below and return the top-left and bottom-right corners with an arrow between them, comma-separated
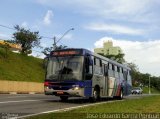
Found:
84,55 -> 93,80
94,57 -> 103,75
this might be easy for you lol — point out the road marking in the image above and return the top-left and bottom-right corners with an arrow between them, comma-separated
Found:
0,99 -> 55,104
0,100 -> 40,104
4,96 -> 28,99
18,100 -> 124,119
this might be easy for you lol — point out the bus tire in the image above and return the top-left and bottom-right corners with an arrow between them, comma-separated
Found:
114,89 -> 123,100
118,89 -> 123,100
90,88 -> 100,102
60,96 -> 68,102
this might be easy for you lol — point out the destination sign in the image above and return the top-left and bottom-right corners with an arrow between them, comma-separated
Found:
51,50 -> 81,56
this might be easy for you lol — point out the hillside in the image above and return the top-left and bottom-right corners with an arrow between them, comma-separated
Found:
0,47 -> 45,82
142,86 -> 160,94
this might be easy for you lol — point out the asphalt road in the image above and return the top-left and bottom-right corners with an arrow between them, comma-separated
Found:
0,94 -> 155,118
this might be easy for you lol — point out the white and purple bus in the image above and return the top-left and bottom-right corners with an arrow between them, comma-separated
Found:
44,48 -> 132,101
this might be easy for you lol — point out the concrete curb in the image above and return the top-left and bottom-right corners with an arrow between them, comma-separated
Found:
0,92 -> 44,94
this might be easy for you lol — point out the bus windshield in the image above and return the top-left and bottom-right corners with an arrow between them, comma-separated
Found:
46,56 -> 83,81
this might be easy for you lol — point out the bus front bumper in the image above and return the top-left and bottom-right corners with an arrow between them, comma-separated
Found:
44,86 -> 85,97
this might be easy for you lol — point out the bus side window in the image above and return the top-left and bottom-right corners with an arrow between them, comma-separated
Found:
102,63 -> 105,75
128,70 -> 131,76
112,64 -> 115,71
109,63 -> 112,70
100,60 -> 102,67
94,58 -> 96,65
114,65 -> 117,72
104,64 -> 108,76
122,68 -> 124,73
117,66 -> 120,72
85,57 -> 89,73
85,56 -> 93,74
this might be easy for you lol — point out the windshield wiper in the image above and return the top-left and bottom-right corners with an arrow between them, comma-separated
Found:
48,74 -> 57,80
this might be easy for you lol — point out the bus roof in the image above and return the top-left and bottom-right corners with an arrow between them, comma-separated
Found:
50,48 -> 131,70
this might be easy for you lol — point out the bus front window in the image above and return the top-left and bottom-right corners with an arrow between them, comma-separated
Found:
46,56 -> 83,81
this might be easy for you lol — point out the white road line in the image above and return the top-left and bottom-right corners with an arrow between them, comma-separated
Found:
3,96 -> 28,99
0,100 -> 39,104
18,100 -> 124,119
0,99 -> 54,104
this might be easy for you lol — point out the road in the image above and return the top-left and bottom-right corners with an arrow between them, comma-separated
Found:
0,94 -> 154,118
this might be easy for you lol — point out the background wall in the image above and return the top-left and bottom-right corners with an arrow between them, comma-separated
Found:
0,80 -> 44,94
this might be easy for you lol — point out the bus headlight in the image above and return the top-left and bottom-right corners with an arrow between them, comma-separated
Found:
44,86 -> 49,90
72,85 -> 80,90
74,86 -> 79,90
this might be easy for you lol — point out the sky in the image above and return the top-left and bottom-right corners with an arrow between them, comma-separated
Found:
0,0 -> 160,76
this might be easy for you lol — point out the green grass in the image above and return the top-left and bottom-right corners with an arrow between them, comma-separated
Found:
28,95 -> 160,119
142,86 -> 160,94
0,47 -> 45,82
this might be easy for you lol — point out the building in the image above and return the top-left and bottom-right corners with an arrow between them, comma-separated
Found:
94,41 -> 122,55
0,39 -> 21,51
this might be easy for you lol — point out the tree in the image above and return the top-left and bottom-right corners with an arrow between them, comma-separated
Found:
13,25 -> 41,55
0,41 -> 11,58
127,62 -> 139,72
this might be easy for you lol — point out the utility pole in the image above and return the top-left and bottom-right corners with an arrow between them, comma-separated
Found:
149,76 -> 151,94
53,36 -> 56,50
56,28 -> 74,44
53,28 -> 74,51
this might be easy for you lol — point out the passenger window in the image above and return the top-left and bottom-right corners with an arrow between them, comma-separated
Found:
94,57 -> 102,75
109,63 -> 112,70
117,67 -> 120,72
122,68 -> 124,73
115,66 -> 117,72
112,64 -> 115,71
85,57 -> 89,73
85,56 -> 93,80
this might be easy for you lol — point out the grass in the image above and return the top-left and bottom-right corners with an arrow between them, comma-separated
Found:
27,95 -> 160,119
142,86 -> 160,94
0,47 -> 45,82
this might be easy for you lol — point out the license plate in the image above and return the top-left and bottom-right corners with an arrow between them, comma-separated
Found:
57,91 -> 64,94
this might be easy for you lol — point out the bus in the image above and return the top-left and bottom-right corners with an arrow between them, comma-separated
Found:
44,48 -> 132,101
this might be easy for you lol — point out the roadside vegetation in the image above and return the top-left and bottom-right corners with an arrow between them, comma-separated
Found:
27,95 -> 160,119
0,47 -> 45,82
0,25 -> 68,83
142,87 -> 160,94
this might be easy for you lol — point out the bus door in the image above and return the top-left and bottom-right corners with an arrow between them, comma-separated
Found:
84,55 -> 93,97
108,63 -> 116,97
101,63 -> 105,96
103,64 -> 108,96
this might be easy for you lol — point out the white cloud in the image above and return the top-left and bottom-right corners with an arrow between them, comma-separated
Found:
21,22 -> 28,28
36,0 -> 158,23
0,33 -> 12,40
43,10 -> 53,25
105,0 -> 150,15
94,37 -> 160,76
85,23 -> 144,35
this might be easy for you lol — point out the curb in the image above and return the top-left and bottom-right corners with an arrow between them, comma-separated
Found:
0,92 -> 44,94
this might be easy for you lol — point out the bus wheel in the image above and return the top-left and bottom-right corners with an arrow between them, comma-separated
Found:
90,88 -> 100,102
60,96 -> 68,102
118,89 -> 123,100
